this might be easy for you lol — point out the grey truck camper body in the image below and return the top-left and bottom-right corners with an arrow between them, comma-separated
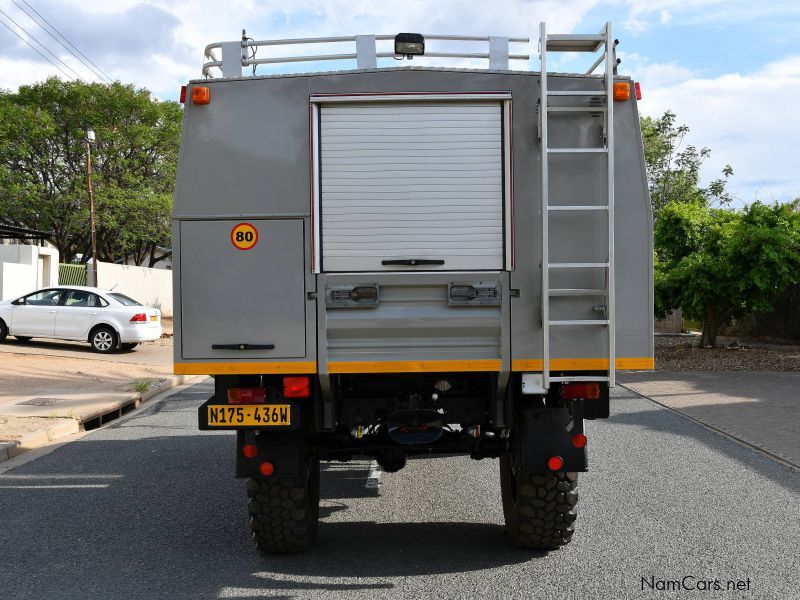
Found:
173,25 -> 652,553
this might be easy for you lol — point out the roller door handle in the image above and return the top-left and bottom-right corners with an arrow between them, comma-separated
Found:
381,259 -> 445,266
211,343 -> 275,351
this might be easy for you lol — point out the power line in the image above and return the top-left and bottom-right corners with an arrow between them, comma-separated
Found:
11,0 -> 111,84
0,7 -> 84,81
19,0 -> 114,84
0,17 -> 75,80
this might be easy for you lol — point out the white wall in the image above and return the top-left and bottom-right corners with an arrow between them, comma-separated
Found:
0,245 -> 59,300
88,260 -> 173,316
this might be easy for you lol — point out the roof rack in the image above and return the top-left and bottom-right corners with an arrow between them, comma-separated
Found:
202,33 -> 530,78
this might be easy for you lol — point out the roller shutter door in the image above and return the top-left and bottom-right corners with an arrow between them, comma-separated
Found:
320,102 -> 504,271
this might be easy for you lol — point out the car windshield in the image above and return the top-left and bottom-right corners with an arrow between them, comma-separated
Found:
109,293 -> 143,306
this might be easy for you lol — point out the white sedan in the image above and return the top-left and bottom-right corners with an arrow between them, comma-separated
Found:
0,285 -> 162,353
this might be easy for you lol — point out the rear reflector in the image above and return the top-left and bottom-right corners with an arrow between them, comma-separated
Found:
129,313 -> 147,323
259,461 -> 274,477
179,85 -> 187,103
572,433 -> 588,449
191,86 -> 211,105
547,456 -> 564,471
242,444 -> 258,458
561,383 -> 601,400
634,81 -> 642,100
227,387 -> 266,404
283,376 -> 310,398
613,82 -> 630,101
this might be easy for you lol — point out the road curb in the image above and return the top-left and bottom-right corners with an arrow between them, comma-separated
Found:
0,374 -> 201,463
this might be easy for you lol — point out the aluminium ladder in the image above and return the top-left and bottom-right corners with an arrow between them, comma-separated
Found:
539,22 -> 617,389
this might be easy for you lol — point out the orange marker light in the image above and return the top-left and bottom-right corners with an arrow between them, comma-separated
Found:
547,456 -> 564,471
613,82 -> 630,101
191,86 -> 211,105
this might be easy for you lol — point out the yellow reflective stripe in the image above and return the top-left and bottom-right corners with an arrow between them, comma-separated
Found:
174,362 -> 317,375
511,357 -> 654,371
175,357 -> 653,375
328,359 -> 502,374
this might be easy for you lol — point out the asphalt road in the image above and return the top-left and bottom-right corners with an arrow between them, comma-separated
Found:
1,382 -> 798,600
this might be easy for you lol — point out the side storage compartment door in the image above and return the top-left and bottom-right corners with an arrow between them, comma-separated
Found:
180,219 -> 306,360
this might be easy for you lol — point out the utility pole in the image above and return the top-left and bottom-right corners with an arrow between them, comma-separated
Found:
86,128 -> 98,287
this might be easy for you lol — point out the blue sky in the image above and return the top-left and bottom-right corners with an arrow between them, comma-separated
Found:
1,0 -> 798,204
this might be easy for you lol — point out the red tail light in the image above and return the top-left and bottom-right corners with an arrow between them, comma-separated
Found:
547,456 -> 564,471
242,444 -> 258,458
572,433 -> 588,449
179,85 -> 187,103
561,383 -> 600,400
129,313 -> 147,323
635,81 -> 642,100
259,461 -> 275,477
227,387 -> 266,404
283,376 -> 310,398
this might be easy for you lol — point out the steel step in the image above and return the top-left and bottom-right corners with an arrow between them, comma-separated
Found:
550,376 -> 610,382
547,147 -> 608,154
546,106 -> 605,112
546,90 -> 606,97
549,320 -> 609,326
549,288 -> 607,296
548,262 -> 609,268
548,205 -> 608,211
545,34 -> 604,53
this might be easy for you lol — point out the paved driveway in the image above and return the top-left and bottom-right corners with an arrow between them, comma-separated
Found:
621,371 -> 800,467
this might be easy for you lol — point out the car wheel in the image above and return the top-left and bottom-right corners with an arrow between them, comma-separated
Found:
121,343 -> 139,351
90,326 -> 118,353
14,336 -> 32,343
0,319 -> 7,343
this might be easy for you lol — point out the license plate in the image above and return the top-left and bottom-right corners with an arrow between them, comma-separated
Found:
150,315 -> 158,321
206,404 -> 291,427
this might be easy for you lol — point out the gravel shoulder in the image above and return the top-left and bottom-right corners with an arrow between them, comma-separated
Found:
655,334 -> 800,371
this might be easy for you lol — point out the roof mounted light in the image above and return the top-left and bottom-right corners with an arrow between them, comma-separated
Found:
395,33 -> 425,57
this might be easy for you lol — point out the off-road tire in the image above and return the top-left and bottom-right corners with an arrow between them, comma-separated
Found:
500,452 -> 578,550
246,458 -> 320,554
0,319 -> 7,342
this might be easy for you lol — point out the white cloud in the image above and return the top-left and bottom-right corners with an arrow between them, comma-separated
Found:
0,0 -> 602,93
637,56 -> 800,203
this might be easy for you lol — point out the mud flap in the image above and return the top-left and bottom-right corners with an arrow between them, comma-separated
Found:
236,430 -> 307,479
518,405 -> 587,473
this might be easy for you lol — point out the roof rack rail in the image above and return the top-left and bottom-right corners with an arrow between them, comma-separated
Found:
202,32 -> 530,78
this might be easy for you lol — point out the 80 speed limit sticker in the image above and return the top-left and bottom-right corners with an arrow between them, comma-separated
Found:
230,222 -> 258,251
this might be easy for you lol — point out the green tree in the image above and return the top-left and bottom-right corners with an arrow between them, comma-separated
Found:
640,110 -> 734,216
0,78 -> 181,265
655,201 -> 800,346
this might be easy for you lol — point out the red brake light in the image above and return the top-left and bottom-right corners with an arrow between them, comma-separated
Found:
547,456 -> 564,471
561,383 -> 601,400
259,461 -> 274,477
227,387 -> 266,404
634,81 -> 642,100
129,312 -> 147,323
283,376 -> 310,398
179,85 -> 187,103
572,433 -> 588,449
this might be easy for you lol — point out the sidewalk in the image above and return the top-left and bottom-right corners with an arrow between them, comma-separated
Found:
621,371 -> 800,468
0,328 -> 200,461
